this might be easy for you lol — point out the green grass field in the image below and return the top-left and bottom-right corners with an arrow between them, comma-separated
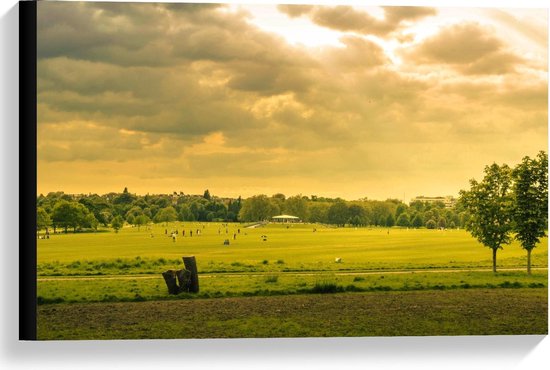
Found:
37,222 -> 547,302
36,222 -> 548,339
38,222 -> 548,272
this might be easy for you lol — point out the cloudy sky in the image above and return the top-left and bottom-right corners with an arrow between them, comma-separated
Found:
37,1 -> 548,201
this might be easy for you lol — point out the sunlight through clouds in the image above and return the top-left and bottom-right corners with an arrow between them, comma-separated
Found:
36,1 -> 547,201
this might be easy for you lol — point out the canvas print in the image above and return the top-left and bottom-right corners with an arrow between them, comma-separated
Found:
32,1 -> 547,340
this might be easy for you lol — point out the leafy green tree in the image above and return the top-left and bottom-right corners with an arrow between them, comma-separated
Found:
125,206 -> 144,223
284,195 -> 309,220
512,151 -> 548,274
228,196 -> 242,220
83,213 -> 99,230
52,200 -> 89,233
411,214 -> 423,228
396,213 -> 410,227
111,215 -> 124,233
424,210 -> 434,223
409,200 -> 425,212
438,217 -> 447,229
99,210 -> 113,226
327,201 -> 349,226
271,193 -> 286,212
395,204 -> 408,218
238,195 -> 279,222
307,202 -> 330,223
177,204 -> 195,221
426,219 -> 437,229
203,189 -> 211,200
349,215 -> 362,226
78,195 -> 111,226
459,163 -> 513,273
348,204 -> 368,225
385,214 -> 395,227
113,187 -> 136,206
205,200 -> 227,221
134,214 -> 150,231
154,206 -> 178,224
371,201 -> 393,226
36,207 -> 51,234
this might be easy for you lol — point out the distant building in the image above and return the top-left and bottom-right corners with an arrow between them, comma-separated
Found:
411,195 -> 457,208
272,214 -> 301,223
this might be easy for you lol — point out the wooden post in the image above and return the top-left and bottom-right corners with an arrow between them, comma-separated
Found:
183,256 -> 199,293
162,270 -> 179,295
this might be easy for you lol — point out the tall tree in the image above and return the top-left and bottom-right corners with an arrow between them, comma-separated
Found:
512,151 -> 548,274
411,214 -> 423,228
134,214 -> 151,231
111,215 -> 124,233
36,207 -> 51,235
238,195 -> 279,222
396,213 -> 410,227
385,214 -> 395,227
154,206 -> 178,224
327,201 -> 349,226
308,202 -> 330,223
459,163 -> 513,273
284,195 -> 309,220
52,200 -> 89,233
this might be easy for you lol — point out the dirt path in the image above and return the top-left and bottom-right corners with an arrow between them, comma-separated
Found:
37,266 -> 547,281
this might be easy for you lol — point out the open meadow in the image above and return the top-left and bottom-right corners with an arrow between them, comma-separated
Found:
36,222 -> 547,338
38,222 -> 548,272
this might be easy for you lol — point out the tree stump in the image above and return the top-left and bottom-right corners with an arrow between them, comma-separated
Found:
162,256 -> 199,294
176,268 -> 192,292
183,256 -> 199,293
162,270 -> 179,295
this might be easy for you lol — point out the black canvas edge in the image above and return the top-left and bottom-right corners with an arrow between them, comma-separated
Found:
19,0 -> 37,341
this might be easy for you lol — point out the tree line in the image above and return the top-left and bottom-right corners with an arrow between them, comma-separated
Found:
36,188 -> 243,234
37,189 -> 466,234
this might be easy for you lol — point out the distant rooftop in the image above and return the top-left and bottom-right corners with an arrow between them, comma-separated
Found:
411,195 -> 457,208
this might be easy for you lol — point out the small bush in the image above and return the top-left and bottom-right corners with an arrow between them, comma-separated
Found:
37,296 -> 65,305
262,260 -> 269,265
132,294 -> 146,302
265,275 -> 279,283
276,259 -> 285,264
344,284 -> 364,292
499,281 -> 523,288
311,282 -> 344,294
101,294 -> 119,302
370,285 -> 392,291
353,276 -> 365,282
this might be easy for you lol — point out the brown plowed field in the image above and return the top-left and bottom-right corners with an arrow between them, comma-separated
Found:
37,288 -> 547,340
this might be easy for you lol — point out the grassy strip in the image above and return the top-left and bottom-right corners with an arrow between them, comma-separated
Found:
37,289 -> 548,339
37,270 -> 547,304
37,256 -> 548,277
